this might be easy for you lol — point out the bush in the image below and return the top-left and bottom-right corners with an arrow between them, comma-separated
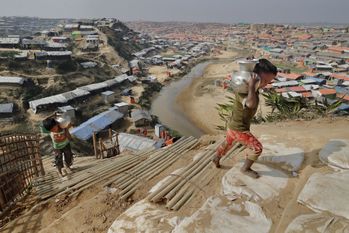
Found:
55,60 -> 77,74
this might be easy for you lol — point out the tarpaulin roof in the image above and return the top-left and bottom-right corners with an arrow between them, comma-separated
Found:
0,76 -> 25,85
117,133 -> 156,152
131,109 -> 152,122
0,103 -> 14,113
29,89 -> 90,113
78,82 -> 109,92
272,81 -> 299,88
70,109 -> 123,140
114,74 -> 129,83
29,77 -> 122,113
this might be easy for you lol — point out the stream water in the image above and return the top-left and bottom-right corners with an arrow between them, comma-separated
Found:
151,61 -> 211,138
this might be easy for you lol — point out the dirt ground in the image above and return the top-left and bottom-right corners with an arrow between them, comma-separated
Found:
148,65 -> 181,83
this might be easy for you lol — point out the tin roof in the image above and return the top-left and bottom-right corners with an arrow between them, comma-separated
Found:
319,89 -> 337,96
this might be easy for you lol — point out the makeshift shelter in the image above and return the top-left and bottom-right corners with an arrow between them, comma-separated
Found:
29,89 -> 90,113
131,109 -> 152,127
0,76 -> 26,86
70,109 -> 124,141
101,91 -> 116,104
114,102 -> 128,115
0,103 -> 14,118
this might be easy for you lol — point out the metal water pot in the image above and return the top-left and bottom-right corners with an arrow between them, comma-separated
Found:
55,113 -> 71,129
230,59 -> 260,94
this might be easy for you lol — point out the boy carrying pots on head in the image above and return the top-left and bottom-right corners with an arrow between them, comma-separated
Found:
41,114 -> 73,178
212,59 -> 277,178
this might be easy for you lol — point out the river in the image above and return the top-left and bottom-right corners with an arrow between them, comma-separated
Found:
151,61 -> 211,138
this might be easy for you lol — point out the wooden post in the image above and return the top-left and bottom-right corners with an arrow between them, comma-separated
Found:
108,128 -> 112,140
93,133 -> 98,159
35,135 -> 45,176
99,138 -> 103,159
115,132 -> 120,155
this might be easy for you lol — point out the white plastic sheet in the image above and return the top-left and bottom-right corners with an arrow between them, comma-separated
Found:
107,200 -> 179,233
285,213 -> 349,233
173,196 -> 271,233
259,143 -> 304,171
222,162 -> 288,201
319,139 -> 349,170
298,171 -> 349,219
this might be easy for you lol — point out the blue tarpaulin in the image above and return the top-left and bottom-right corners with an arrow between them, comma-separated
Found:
70,109 -> 123,140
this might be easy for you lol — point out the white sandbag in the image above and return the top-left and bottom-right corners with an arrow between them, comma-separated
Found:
172,196 -> 271,233
285,213 -> 349,233
107,200 -> 179,233
298,171 -> 349,220
222,162 -> 288,201
259,143 -> 304,171
319,139 -> 349,170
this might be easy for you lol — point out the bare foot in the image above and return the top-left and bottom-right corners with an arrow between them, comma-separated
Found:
65,167 -> 73,174
212,156 -> 221,168
240,168 -> 260,179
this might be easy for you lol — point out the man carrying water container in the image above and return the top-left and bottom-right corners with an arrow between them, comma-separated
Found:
212,59 -> 277,178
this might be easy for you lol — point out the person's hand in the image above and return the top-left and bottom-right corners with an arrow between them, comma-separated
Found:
249,73 -> 259,90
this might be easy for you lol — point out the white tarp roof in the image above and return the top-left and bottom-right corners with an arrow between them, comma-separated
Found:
78,82 -> 109,92
29,77 -> 122,113
117,133 -> 156,152
0,37 -> 20,44
29,89 -> 90,113
0,76 -> 25,85
0,103 -> 14,113
114,74 -> 129,83
272,81 -> 299,87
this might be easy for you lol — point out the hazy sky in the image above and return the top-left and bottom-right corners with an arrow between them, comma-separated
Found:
1,0 -> 348,24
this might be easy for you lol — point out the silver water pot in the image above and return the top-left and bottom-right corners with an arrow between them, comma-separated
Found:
55,113 -> 71,129
230,59 -> 260,94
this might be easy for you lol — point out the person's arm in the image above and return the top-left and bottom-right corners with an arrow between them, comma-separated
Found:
65,128 -> 73,140
245,74 -> 259,109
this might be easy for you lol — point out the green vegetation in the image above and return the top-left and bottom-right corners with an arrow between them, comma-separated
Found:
102,21 -> 149,61
0,51 -> 20,58
216,91 -> 343,130
216,96 -> 235,130
274,61 -> 307,73
138,82 -> 163,109
262,91 -> 342,121
55,60 -> 78,74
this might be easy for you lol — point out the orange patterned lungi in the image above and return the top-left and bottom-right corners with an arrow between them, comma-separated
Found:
217,129 -> 263,161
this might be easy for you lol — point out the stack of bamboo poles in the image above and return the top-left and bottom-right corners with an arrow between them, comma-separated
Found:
104,136 -> 198,200
147,140 -> 245,211
34,148 -> 156,200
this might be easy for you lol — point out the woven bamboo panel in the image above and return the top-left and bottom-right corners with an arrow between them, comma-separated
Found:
0,134 -> 44,211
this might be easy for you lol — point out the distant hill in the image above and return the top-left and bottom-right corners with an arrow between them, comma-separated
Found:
101,21 -> 148,61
